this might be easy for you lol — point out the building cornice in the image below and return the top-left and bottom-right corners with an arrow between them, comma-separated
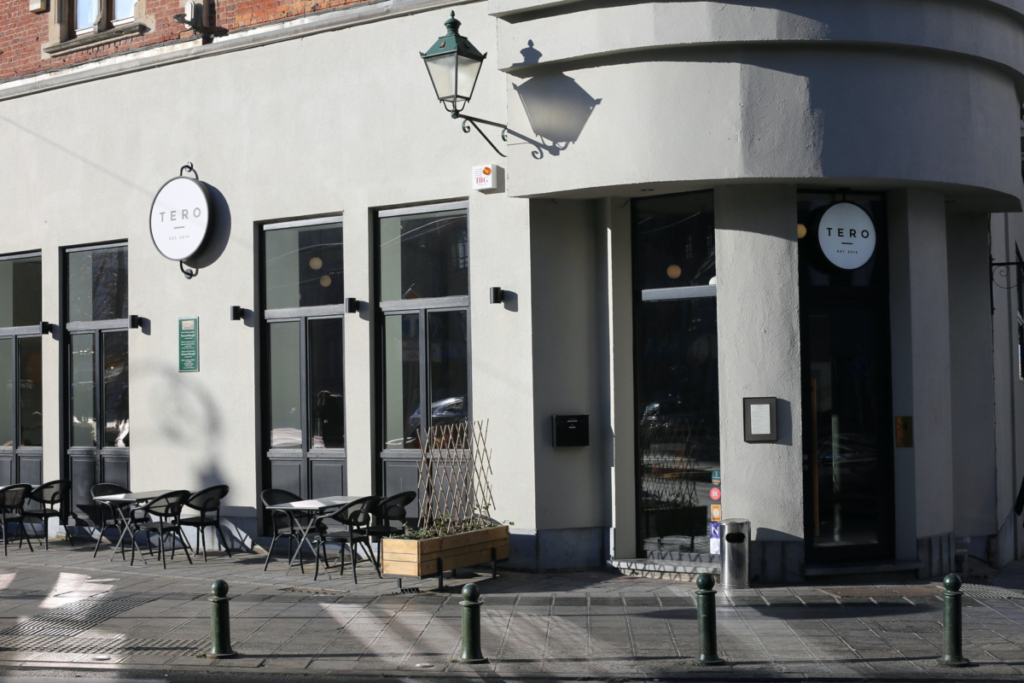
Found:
0,0 -> 477,103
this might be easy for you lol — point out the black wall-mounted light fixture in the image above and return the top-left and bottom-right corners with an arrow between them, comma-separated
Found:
39,322 -> 50,335
230,306 -> 244,321
172,0 -> 227,37
489,287 -> 504,304
421,12 -> 508,157
128,315 -> 140,329
346,298 -> 359,314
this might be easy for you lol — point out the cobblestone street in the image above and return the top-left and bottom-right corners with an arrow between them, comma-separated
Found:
0,544 -> 1022,679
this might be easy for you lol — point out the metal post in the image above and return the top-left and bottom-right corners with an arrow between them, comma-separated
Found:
939,573 -> 969,667
208,579 -> 236,659
695,573 -> 724,666
459,583 -> 487,663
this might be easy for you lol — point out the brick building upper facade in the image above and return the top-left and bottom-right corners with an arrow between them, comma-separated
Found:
0,0 -> 368,82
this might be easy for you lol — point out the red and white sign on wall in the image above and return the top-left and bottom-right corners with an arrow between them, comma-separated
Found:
472,164 -> 504,193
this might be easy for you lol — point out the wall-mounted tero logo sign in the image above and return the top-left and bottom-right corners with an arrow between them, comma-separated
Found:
817,202 -> 876,270
149,176 -> 212,262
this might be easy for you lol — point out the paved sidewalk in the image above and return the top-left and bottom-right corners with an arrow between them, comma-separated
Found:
1,543 -> 1024,679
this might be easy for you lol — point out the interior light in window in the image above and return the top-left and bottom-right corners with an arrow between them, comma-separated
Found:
797,223 -> 808,239
319,275 -> 332,288
309,257 -> 323,270
666,264 -> 682,279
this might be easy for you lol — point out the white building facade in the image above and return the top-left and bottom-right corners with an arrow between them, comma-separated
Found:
2,0 -> 1024,582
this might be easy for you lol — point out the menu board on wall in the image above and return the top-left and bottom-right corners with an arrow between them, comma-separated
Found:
179,318 -> 199,373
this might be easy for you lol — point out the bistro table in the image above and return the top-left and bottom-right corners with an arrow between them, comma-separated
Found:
92,489 -> 176,563
264,495 -> 359,575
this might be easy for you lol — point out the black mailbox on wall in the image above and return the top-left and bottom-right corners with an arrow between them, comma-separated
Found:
552,415 -> 589,448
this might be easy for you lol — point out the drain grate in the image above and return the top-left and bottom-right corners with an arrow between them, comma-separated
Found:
871,620 -> 941,634
0,596 -> 156,638
518,596 -> 552,606
962,584 -> 1024,600
624,597 -> 659,607
590,597 -> 624,607
554,597 -> 587,606
0,634 -> 201,655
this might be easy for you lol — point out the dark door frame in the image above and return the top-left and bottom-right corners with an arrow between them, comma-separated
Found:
799,192 -> 896,566
256,215 -> 348,534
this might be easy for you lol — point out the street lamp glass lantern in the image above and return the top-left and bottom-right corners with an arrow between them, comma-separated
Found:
421,12 -> 486,115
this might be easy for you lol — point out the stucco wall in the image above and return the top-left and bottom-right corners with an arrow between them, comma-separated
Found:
947,212 -> 998,540
714,185 -> 804,544
0,2 -> 545,538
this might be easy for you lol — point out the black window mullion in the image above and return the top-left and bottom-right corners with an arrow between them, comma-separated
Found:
299,315 -> 309,497
10,334 -> 18,469
419,309 -> 429,437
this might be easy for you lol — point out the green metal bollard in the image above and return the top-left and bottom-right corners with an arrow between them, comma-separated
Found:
695,573 -> 724,666
459,583 -> 488,663
208,579 -> 237,659
938,573 -> 969,667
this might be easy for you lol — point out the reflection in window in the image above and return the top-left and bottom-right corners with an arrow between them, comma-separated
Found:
379,210 -> 468,301
0,339 -> 11,447
70,334 -> 96,448
265,225 -> 344,309
308,318 -> 344,449
103,331 -> 129,448
19,337 -> 42,447
634,192 -> 715,290
384,314 -> 421,449
68,247 -> 129,323
637,298 -> 720,554
427,310 -> 468,431
0,256 -> 41,328
268,322 -> 301,448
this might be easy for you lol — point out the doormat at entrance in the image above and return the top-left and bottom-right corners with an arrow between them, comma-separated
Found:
0,595 -> 156,638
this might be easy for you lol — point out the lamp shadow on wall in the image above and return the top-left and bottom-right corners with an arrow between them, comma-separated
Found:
140,365 -> 252,550
508,41 -> 602,159
183,183 -> 232,271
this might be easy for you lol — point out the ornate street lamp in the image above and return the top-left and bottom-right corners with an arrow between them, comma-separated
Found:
421,12 -> 507,156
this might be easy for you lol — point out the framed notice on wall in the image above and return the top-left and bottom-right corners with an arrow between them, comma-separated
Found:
743,397 -> 777,443
179,318 -> 199,373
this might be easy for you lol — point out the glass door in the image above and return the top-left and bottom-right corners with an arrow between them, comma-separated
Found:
64,245 -> 131,525
0,253 -> 44,487
799,193 -> 894,563
261,218 -> 347,503
633,192 -> 721,559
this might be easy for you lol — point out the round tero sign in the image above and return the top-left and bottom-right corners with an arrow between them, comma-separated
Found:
817,202 -> 876,271
149,177 -> 212,261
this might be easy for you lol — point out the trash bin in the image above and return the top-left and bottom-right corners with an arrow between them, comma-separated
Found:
721,518 -> 750,589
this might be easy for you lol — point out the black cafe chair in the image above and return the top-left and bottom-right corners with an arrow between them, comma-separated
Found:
260,489 -> 315,572
91,483 -> 131,559
313,496 -> 381,582
23,480 -> 73,550
180,485 -> 232,561
130,490 -> 193,569
0,484 -> 33,556
366,491 -> 417,561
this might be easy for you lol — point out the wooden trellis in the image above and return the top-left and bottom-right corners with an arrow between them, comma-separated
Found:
416,419 -> 496,535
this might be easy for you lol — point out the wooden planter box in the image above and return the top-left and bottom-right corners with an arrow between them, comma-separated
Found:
382,525 -> 510,578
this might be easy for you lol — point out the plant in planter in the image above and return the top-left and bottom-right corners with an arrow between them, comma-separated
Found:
381,419 -> 509,586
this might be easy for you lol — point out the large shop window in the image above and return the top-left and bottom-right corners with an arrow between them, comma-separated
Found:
0,254 -> 44,487
632,192 -> 720,559
64,244 -> 130,524
261,217 -> 347,502
798,192 -> 894,564
377,203 -> 469,516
